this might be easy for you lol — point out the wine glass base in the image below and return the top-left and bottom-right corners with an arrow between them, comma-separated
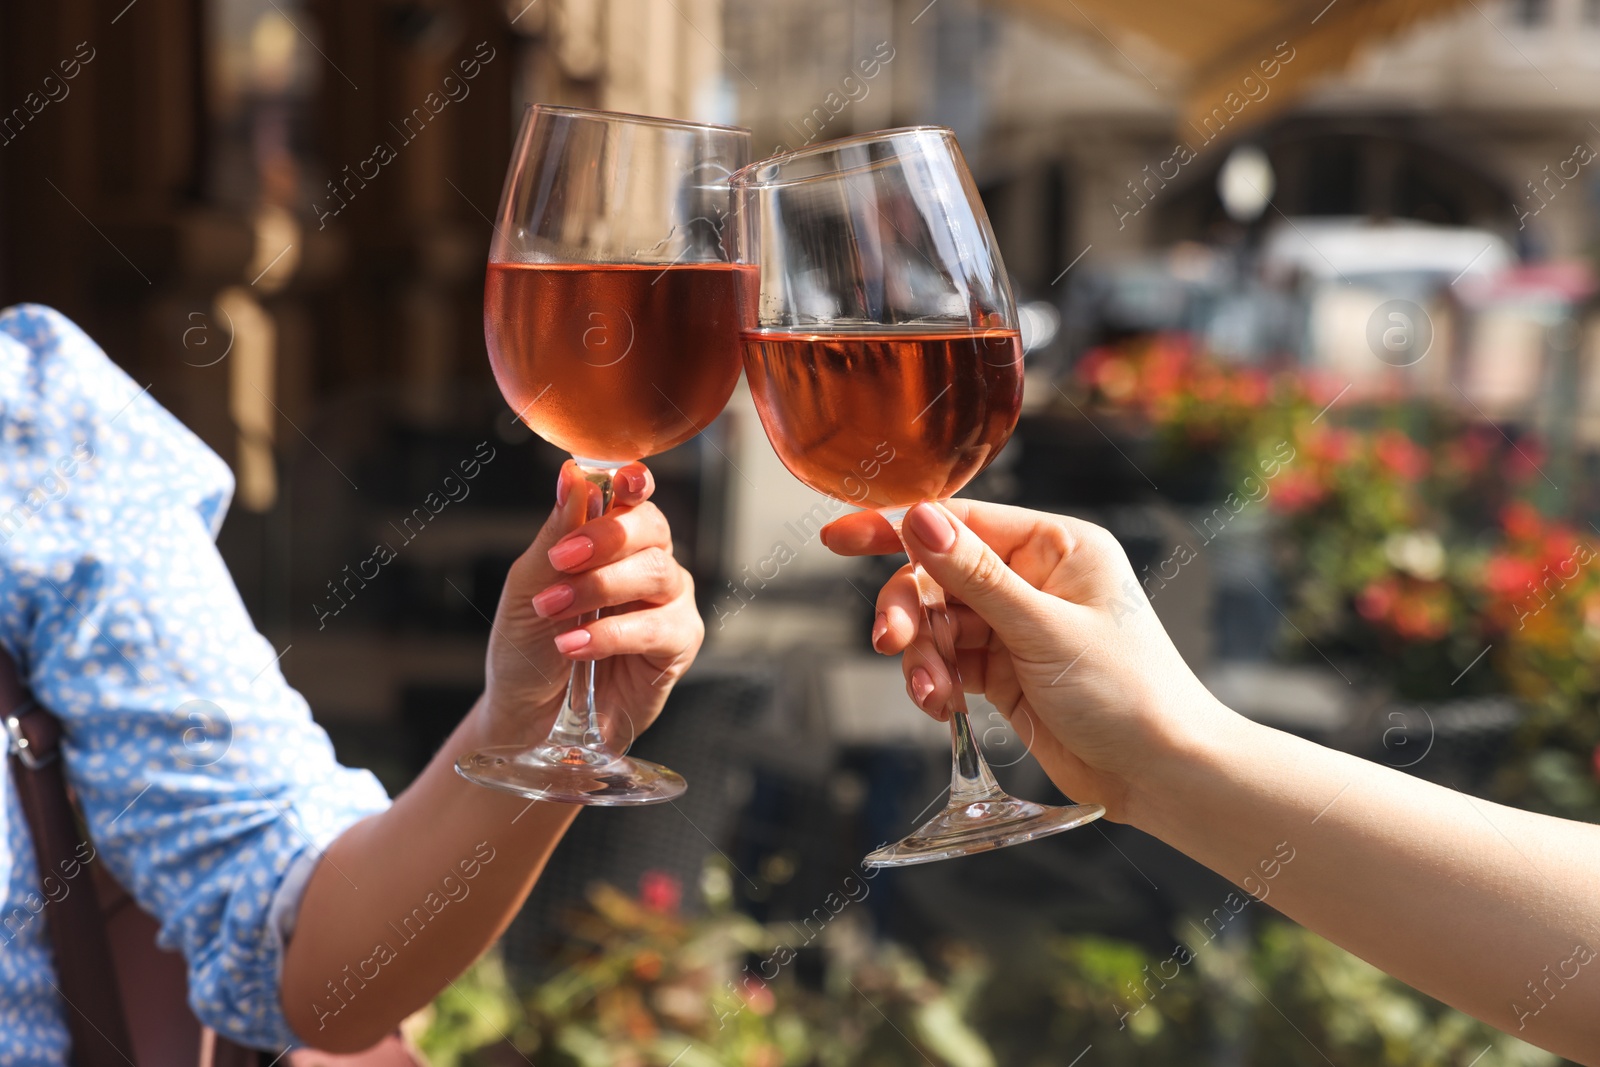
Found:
863,795 -> 1105,868
455,744 -> 686,806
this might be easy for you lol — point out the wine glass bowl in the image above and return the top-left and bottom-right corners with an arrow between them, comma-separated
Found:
456,104 -> 751,806
741,328 -> 1024,509
485,261 -> 746,463
732,127 -> 1105,864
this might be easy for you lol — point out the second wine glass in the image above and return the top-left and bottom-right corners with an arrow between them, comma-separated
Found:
731,127 -> 1105,864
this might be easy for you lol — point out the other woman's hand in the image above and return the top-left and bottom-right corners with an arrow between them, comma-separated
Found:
822,501 -> 1230,822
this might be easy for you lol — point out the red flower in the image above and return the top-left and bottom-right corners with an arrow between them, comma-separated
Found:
1229,371 -> 1270,408
1094,357 -> 1138,402
1303,371 -> 1348,409
1373,430 -> 1428,481
1484,555 -> 1540,601
1501,502 -> 1544,543
1540,530 -> 1580,570
1270,468 -> 1328,513
1142,346 -> 1187,400
1356,578 -> 1398,622
639,870 -> 681,915
1304,426 -> 1356,466
1390,585 -> 1451,641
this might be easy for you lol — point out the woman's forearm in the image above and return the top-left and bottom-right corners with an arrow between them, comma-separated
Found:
281,696 -> 579,1051
1136,703 -> 1600,1062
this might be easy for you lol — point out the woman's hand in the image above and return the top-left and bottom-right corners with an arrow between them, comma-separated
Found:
822,500 -> 1230,822
479,461 -> 703,749
290,461 -> 702,1047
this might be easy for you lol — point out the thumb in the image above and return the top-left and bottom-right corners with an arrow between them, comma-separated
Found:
514,462 -> 591,585
900,502 -> 1057,654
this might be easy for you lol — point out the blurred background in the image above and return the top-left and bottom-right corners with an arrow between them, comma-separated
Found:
3,0 -> 1599,1063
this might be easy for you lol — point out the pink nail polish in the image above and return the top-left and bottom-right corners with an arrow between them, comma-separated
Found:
622,470 -> 645,494
871,612 -> 889,651
532,584 -> 575,618
911,666 -> 936,706
556,469 -> 570,508
907,504 -> 956,553
554,628 -> 592,654
548,535 -> 594,571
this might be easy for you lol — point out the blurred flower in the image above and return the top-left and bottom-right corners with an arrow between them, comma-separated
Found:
1303,424 -> 1356,465
1384,530 -> 1445,581
1542,530 -> 1581,569
1484,554 -> 1539,601
1269,468 -> 1328,513
741,978 -> 776,1016
1355,577 -> 1397,622
1389,582 -> 1452,641
631,949 -> 663,982
1373,429 -> 1428,481
1229,370 -> 1270,408
1355,574 -> 1452,641
1501,501 -> 1543,542
1300,370 -> 1347,408
638,870 -> 681,915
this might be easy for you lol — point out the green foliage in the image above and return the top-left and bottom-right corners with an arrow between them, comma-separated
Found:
973,920 -> 1561,1067
417,863 -> 993,1067
1247,921 -> 1559,1067
416,871 -> 1569,1067
410,951 -> 522,1067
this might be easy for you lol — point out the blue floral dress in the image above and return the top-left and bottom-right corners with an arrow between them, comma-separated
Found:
0,304 -> 392,1063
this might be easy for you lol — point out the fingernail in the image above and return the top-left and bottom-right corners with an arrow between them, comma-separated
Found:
820,525 -> 832,549
621,470 -> 645,494
548,535 -> 594,571
554,628 -> 592,654
871,611 -> 889,651
556,469 -> 570,508
532,584 -> 575,618
910,667 -> 936,707
907,504 -> 956,553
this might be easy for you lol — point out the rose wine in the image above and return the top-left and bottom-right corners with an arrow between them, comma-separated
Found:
486,262 -> 749,461
742,328 -> 1023,509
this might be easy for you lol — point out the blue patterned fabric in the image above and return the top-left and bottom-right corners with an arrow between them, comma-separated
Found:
0,304 -> 392,1062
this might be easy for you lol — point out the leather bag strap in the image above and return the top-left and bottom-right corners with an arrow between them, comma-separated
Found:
0,646 -> 137,1067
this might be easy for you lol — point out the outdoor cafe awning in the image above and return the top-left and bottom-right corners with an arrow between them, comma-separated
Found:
998,0 -> 1474,133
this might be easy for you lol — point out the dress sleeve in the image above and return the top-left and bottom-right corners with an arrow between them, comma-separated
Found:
0,304 -> 392,1049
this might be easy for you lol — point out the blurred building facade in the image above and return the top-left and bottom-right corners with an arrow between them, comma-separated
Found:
720,0 -> 1600,299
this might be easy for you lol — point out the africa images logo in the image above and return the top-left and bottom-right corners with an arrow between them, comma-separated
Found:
579,303 -> 635,368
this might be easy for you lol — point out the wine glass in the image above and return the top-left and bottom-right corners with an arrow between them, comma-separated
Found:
730,127 -> 1105,864
456,104 -> 750,805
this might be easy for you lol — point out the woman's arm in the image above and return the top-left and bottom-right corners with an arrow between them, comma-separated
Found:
824,501 -> 1600,1063
1150,707 -> 1600,1054
283,461 -> 704,1050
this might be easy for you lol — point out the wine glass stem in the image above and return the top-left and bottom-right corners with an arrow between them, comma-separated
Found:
544,462 -> 617,754
892,521 -> 1006,807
